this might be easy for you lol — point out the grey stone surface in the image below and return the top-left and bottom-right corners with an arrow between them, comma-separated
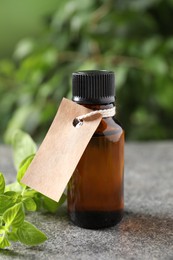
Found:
0,142 -> 173,260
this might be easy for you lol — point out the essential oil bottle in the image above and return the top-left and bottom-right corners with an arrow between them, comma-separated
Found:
68,70 -> 124,229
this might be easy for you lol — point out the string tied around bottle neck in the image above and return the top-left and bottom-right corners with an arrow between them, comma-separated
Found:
73,106 -> 116,128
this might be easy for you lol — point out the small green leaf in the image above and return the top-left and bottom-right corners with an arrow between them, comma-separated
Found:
42,196 -> 59,213
0,195 -> 15,215
4,191 -> 18,197
0,173 -> 5,194
30,193 -> 42,210
3,203 -> 25,228
0,235 -> 10,249
42,193 -> 66,213
23,189 -> 38,198
12,130 -> 37,170
115,66 -> 128,89
5,181 -> 23,192
17,154 -> 35,183
4,192 -> 22,205
8,231 -> 19,242
19,154 -> 35,169
17,221 -> 47,246
58,193 -> 67,206
14,39 -> 34,60
23,198 -> 37,211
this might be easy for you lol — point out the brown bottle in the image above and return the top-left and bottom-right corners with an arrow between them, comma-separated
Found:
68,70 -> 124,229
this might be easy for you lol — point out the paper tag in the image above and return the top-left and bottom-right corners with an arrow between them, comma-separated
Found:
21,98 -> 102,202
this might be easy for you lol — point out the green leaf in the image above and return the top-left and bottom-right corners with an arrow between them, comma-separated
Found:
4,191 -> 18,197
0,235 -> 10,249
19,154 -> 35,169
7,231 -> 19,242
42,196 -> 59,213
23,189 -> 38,198
14,39 -> 34,60
23,198 -> 37,211
0,173 -> 5,194
42,193 -> 66,213
17,221 -> 47,246
143,56 -> 168,75
0,195 -> 15,215
3,203 -> 25,228
4,106 -> 39,145
11,130 -> 37,170
30,193 -> 42,210
5,181 -> 23,192
17,154 -> 35,183
115,66 -> 128,89
3,192 -> 21,204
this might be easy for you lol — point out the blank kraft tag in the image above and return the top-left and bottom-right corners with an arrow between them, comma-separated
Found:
21,98 -> 102,202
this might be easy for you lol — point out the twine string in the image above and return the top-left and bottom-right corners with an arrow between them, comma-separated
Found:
74,107 -> 116,128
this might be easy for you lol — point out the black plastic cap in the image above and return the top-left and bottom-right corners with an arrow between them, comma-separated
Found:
72,70 -> 115,104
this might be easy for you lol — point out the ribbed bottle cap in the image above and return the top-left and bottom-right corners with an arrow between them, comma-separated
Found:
72,70 -> 115,104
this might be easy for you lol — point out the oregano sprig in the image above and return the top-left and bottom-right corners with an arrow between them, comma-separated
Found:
0,130 -> 66,249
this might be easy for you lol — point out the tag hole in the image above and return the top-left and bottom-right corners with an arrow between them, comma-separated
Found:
73,118 -> 83,128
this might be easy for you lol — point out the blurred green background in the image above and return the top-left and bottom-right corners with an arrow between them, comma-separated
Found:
0,0 -> 173,143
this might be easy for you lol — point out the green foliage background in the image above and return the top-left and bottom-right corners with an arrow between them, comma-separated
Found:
0,0 -> 173,142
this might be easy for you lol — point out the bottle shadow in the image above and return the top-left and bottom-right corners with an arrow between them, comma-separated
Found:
116,210 -> 173,245
56,207 -> 173,244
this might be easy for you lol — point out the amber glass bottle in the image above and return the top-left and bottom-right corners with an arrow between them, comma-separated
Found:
68,70 -> 124,229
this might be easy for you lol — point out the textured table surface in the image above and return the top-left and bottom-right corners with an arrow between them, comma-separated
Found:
0,142 -> 173,260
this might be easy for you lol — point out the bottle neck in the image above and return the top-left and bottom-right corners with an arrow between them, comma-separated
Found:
76,102 -> 115,112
